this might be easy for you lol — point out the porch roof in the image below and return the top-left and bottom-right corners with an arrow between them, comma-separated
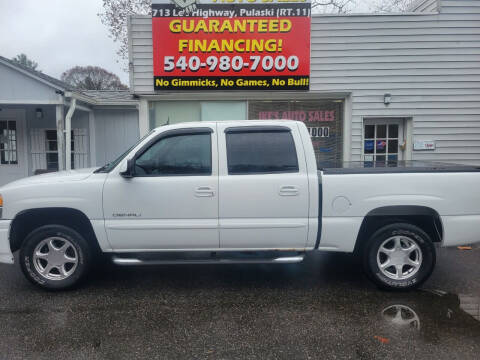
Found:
80,90 -> 138,106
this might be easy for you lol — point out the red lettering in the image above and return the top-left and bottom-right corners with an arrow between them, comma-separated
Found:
298,111 -> 306,121
308,111 -> 314,122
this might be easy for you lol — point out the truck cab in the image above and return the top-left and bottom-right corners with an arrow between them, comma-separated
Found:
100,121 -> 319,252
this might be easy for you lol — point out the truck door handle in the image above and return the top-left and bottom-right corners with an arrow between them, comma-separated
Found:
195,186 -> 215,197
279,185 -> 299,196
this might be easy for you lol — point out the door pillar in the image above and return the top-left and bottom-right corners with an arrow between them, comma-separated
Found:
56,104 -> 65,171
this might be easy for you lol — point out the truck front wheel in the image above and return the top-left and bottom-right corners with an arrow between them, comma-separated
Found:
20,225 -> 92,290
363,223 -> 436,291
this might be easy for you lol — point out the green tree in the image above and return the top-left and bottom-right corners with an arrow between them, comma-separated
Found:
11,53 -> 39,71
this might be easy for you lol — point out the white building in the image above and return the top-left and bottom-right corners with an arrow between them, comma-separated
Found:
130,0 -> 480,165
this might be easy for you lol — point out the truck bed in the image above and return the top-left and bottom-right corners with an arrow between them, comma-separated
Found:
318,160 -> 480,253
319,161 -> 480,175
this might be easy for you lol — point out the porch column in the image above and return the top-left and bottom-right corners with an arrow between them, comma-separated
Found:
342,94 -> 352,162
89,111 -> 97,167
55,104 -> 65,171
138,98 -> 149,136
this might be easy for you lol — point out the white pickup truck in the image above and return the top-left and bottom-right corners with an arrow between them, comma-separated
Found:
1,120 -> 479,290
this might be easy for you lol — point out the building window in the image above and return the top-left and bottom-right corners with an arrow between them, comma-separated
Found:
45,130 -> 75,170
148,99 -> 344,166
248,100 -> 344,166
0,120 -> 18,165
149,101 -> 247,129
363,122 -> 402,164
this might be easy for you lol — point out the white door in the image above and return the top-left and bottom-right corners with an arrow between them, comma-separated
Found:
0,110 -> 27,186
363,118 -> 405,163
102,126 -> 219,251
217,123 -> 310,250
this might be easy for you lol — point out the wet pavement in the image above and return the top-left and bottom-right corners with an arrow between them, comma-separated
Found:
0,247 -> 479,359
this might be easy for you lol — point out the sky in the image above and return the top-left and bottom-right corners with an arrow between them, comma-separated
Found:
0,0 -> 129,84
0,0 -> 374,87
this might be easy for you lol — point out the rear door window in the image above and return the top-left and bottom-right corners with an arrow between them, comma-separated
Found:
225,129 -> 299,175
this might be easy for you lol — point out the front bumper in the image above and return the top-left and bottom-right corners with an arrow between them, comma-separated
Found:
0,220 -> 13,264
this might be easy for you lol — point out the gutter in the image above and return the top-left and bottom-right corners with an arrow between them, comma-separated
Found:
62,90 -> 138,171
64,98 -> 77,171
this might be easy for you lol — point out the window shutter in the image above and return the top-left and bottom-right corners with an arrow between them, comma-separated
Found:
30,129 -> 46,173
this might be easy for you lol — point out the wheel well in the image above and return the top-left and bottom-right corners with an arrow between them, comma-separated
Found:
10,208 -> 101,255
353,206 -> 443,254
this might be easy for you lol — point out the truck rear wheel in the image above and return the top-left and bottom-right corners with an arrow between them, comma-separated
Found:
363,223 -> 436,291
20,225 -> 92,290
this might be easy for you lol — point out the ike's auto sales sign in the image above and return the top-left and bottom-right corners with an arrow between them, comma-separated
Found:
152,0 -> 311,91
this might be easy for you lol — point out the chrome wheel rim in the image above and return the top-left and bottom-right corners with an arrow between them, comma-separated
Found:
33,237 -> 78,281
376,236 -> 423,280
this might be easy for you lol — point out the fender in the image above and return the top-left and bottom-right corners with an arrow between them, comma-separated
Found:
9,207 -> 107,254
354,205 -> 444,253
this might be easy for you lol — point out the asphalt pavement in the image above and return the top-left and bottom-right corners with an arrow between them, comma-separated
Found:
0,246 -> 479,359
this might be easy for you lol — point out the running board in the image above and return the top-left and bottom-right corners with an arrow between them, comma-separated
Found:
112,255 -> 305,266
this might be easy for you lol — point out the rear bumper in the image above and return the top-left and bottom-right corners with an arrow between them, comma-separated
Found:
0,220 -> 13,264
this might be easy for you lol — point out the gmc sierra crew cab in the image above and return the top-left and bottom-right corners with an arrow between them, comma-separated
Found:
0,120 -> 479,290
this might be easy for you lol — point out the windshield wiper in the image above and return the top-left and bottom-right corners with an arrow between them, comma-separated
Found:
94,163 -> 111,173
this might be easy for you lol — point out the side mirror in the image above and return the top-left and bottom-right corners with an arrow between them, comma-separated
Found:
120,159 -> 134,178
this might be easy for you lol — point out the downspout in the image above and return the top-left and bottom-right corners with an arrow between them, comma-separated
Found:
65,98 -> 76,171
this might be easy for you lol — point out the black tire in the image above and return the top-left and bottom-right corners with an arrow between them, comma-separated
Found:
20,225 -> 92,290
363,223 -> 436,291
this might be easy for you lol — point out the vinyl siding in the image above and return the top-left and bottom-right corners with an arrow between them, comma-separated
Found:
93,109 -> 139,166
0,63 -> 61,103
129,0 -> 480,164
129,16 -> 153,93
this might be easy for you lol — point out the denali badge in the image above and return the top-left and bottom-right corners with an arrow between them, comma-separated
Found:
112,213 -> 142,218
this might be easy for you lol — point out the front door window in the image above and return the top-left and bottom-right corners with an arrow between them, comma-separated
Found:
134,133 -> 212,176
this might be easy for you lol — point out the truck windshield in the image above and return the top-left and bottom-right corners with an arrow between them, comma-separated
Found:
94,130 -> 154,173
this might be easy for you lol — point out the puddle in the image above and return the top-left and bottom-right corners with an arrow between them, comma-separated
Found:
458,294 -> 480,322
373,289 -> 480,346
382,304 -> 422,330
1,252 -> 479,358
